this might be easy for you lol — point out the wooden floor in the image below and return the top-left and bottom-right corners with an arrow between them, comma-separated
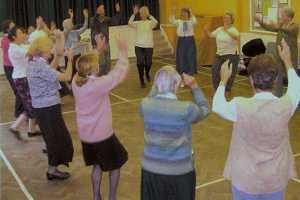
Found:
0,56 -> 300,200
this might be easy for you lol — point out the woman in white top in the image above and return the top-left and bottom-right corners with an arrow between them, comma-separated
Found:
8,27 -> 40,139
205,12 -> 240,98
170,7 -> 197,76
128,5 -> 158,88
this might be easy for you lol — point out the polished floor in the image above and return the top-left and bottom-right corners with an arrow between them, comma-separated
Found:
0,56 -> 300,200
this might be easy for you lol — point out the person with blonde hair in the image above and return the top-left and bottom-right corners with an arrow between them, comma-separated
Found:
129,5 -> 158,88
212,39 -> 299,200
170,7 -> 198,76
205,11 -> 240,98
72,37 -> 129,200
140,68 -> 210,200
26,32 -> 74,180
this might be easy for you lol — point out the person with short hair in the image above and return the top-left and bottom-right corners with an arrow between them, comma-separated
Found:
129,5 -> 158,88
205,12 -> 240,98
140,67 -> 210,200
170,7 -> 198,77
1,20 -> 24,120
90,3 -> 123,75
255,7 -> 299,97
212,39 -> 299,200
8,27 -> 40,139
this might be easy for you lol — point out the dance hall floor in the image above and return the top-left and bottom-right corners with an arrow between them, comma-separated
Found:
1,56 -> 300,200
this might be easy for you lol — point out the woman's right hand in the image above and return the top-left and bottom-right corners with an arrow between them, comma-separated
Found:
278,39 -> 292,68
254,13 -> 262,22
133,5 -> 139,15
66,48 -> 73,61
117,38 -> 128,59
182,73 -> 198,89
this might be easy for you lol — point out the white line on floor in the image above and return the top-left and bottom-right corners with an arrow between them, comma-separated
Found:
0,149 -> 34,200
292,178 -> 300,184
294,153 -> 300,158
110,92 -> 130,102
195,178 -> 225,190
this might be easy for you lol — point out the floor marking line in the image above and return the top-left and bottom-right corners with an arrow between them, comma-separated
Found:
0,149 -> 34,200
195,178 -> 225,190
294,153 -> 300,158
292,178 -> 300,184
110,92 -> 130,102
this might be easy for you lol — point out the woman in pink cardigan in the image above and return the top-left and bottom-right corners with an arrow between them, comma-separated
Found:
72,35 -> 128,200
212,39 -> 299,200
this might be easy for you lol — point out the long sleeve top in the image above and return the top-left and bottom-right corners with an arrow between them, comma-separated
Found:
64,16 -> 88,55
259,21 -> 299,67
128,15 -> 158,48
212,68 -> 300,194
140,88 -> 210,175
169,15 -> 197,37
72,56 -> 128,143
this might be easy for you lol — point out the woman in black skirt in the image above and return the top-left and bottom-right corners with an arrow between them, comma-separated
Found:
72,36 -> 128,200
26,32 -> 74,180
170,7 -> 198,76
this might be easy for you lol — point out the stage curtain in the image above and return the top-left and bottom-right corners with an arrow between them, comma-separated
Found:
5,0 -> 160,29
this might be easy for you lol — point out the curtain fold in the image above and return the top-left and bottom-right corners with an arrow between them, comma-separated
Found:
6,0 -> 160,29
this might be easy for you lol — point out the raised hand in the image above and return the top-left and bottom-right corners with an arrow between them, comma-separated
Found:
278,39 -> 292,67
117,38 -> 128,59
133,5 -> 139,15
115,2 -> 121,12
68,9 -> 74,18
220,60 -> 232,85
83,9 -> 89,18
182,73 -> 198,89
95,33 -> 108,52
66,48 -> 73,61
254,13 -> 263,22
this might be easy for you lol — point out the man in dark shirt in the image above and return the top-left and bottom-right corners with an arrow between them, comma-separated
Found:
90,2 -> 122,75
90,2 -> 122,47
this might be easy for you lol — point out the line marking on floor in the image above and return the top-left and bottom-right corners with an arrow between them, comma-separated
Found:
110,92 -> 130,102
0,149 -> 34,200
195,178 -> 225,190
292,178 -> 300,184
294,153 -> 300,158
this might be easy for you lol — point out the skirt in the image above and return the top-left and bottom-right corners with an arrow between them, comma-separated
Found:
176,36 -> 197,75
4,66 -> 24,117
14,78 -> 35,118
232,186 -> 285,200
81,134 -> 128,171
141,169 -> 196,200
34,104 -> 74,167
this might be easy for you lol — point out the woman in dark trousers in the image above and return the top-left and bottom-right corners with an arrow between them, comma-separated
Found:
205,12 -> 240,98
1,20 -> 24,118
128,6 -> 158,88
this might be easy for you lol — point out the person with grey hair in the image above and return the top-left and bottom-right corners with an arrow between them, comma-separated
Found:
205,12 -> 240,98
255,7 -> 299,97
140,67 -> 210,200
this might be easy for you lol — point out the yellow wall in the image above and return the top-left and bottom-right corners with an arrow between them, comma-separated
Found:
160,0 -> 300,33
159,0 -> 241,29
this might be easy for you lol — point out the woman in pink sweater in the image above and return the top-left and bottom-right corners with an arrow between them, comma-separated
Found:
72,35 -> 128,200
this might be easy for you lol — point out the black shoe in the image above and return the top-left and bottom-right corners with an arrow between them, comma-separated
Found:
28,131 -> 42,137
9,128 -> 22,140
46,170 -> 70,181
